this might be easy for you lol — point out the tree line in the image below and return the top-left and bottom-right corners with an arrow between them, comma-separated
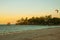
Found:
16,15 -> 60,25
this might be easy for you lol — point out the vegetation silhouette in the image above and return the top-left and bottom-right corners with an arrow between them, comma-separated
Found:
16,9 -> 60,25
55,9 -> 59,13
7,22 -> 11,25
16,15 -> 60,25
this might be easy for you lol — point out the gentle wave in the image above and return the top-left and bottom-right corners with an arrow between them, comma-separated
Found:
0,25 -> 60,34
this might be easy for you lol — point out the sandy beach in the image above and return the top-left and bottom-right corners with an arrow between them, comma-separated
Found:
0,27 -> 60,40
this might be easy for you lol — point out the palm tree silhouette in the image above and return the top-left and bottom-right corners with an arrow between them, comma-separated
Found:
55,9 -> 59,13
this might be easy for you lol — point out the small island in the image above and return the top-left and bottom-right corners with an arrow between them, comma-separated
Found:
7,22 -> 11,25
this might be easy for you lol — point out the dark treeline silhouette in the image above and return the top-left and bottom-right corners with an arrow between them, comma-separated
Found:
16,15 -> 60,25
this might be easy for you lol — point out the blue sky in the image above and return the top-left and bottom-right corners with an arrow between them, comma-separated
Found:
0,0 -> 60,15
0,0 -> 60,24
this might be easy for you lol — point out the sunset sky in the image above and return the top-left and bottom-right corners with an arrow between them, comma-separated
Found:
0,0 -> 60,24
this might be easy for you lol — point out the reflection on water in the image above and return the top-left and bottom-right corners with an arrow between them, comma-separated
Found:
0,25 -> 60,34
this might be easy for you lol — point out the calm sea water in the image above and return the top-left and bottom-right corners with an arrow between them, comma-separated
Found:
0,25 -> 60,34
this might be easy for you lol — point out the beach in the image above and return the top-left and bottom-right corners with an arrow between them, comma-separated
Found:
0,27 -> 60,40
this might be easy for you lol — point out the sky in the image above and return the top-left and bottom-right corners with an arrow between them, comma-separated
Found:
0,0 -> 60,24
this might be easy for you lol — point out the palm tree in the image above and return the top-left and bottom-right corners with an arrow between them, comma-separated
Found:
55,9 -> 59,13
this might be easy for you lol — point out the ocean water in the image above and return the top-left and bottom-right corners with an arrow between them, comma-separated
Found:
0,25 -> 60,34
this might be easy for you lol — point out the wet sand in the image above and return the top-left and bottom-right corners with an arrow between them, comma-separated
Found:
0,27 -> 60,40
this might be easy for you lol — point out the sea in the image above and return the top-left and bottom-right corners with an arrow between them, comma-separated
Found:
0,25 -> 60,34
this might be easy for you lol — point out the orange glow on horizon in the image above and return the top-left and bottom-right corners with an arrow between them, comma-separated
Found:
0,12 -> 60,24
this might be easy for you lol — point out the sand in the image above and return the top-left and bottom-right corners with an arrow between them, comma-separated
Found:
0,27 -> 60,40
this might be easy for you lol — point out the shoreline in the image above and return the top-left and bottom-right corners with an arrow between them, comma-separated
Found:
0,27 -> 60,35
0,27 -> 60,40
